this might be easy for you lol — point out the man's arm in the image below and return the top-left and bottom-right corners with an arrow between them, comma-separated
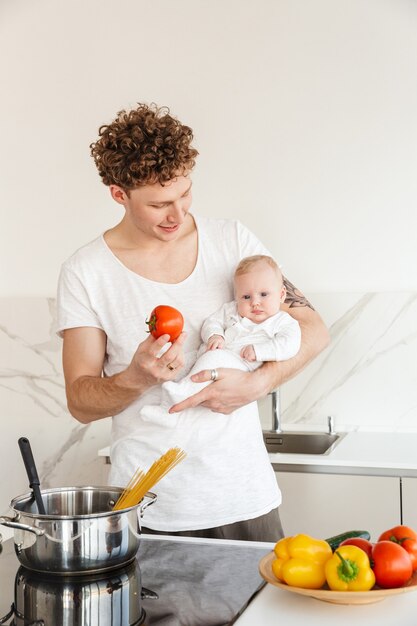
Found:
265,275 -> 330,384
63,326 -> 187,424
253,277 -> 330,393
169,278 -> 330,414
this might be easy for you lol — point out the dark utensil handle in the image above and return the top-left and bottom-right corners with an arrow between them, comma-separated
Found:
18,437 -> 41,486
18,437 -> 46,514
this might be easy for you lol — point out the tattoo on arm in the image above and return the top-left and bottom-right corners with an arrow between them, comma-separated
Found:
283,277 -> 315,311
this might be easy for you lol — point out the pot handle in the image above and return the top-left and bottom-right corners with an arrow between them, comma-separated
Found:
0,516 -> 45,536
140,491 -> 157,516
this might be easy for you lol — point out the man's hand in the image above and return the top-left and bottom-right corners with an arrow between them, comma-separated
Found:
63,327 -> 187,423
168,368 -> 259,414
124,331 -> 187,388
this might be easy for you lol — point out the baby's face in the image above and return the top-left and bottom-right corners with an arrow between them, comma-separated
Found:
234,263 -> 286,324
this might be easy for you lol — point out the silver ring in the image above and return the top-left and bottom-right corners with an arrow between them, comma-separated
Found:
210,368 -> 218,381
167,364 -> 175,371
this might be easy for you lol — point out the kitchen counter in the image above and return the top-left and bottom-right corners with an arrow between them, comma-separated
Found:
99,431 -> 417,478
3,533 -> 417,625
269,431 -> 417,477
234,575 -> 417,626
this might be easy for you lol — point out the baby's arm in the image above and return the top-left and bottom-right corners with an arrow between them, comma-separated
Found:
201,302 -> 233,348
206,334 -> 226,350
240,345 -> 256,361
249,315 -> 302,362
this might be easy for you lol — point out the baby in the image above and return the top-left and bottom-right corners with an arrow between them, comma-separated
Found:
146,254 -> 301,409
202,254 -> 301,369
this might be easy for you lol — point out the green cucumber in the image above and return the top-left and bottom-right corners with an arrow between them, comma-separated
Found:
325,530 -> 371,551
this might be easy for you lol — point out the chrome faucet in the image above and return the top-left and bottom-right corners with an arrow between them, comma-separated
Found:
271,388 -> 282,433
269,391 -> 335,436
327,415 -> 335,435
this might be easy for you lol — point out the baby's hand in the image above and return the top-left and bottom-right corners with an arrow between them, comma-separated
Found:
240,345 -> 256,362
206,334 -> 225,350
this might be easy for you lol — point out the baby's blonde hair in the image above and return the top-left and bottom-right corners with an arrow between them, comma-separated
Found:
235,255 -> 281,279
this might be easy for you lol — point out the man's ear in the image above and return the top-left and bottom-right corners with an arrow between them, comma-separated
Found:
109,185 -> 128,206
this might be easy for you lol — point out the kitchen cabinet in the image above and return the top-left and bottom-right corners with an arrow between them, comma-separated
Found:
401,478 -> 417,528
275,471 -> 400,540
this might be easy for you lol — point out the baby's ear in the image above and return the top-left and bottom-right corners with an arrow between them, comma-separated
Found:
280,285 -> 287,303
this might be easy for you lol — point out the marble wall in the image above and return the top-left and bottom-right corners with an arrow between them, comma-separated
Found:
260,291 -> 417,432
0,298 -> 111,521
1,294 -> 416,521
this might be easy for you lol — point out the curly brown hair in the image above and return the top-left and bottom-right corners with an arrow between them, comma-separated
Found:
90,103 -> 198,190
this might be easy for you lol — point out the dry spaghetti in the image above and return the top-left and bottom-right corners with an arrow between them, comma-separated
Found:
113,447 -> 186,511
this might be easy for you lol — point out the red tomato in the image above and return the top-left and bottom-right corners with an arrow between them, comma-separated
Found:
146,305 -> 184,342
339,537 -> 373,559
378,525 -> 417,571
372,540 -> 413,588
379,525 -> 417,542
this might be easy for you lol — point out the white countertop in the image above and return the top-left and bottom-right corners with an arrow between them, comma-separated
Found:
234,579 -> 417,626
99,431 -> 417,477
269,431 -> 417,477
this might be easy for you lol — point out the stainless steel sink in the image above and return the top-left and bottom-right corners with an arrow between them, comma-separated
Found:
263,431 -> 345,455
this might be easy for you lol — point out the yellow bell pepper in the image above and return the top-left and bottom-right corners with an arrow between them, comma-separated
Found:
272,534 -> 333,589
325,545 -> 376,591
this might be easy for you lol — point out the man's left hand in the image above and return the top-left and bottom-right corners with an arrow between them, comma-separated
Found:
168,368 -> 259,414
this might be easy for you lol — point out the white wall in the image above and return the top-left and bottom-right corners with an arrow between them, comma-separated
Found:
1,0 -> 416,297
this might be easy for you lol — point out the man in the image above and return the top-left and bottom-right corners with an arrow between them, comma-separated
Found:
57,103 -> 329,541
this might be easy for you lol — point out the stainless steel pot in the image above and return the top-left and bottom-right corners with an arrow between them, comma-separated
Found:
12,561 -> 147,626
0,486 -> 156,575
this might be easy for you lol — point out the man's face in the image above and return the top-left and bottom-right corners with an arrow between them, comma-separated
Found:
234,263 -> 286,324
111,175 -> 193,242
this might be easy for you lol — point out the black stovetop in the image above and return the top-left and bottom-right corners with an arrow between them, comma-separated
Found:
0,535 -> 270,626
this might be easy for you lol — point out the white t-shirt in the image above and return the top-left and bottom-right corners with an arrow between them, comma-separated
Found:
56,214 -> 281,531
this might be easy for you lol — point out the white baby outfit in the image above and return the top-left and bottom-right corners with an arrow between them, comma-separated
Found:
157,301 -> 301,407
202,301 -> 301,367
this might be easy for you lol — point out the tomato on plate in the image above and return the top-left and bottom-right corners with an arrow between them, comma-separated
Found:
146,305 -> 184,342
372,540 -> 413,588
378,525 -> 417,571
339,537 -> 373,559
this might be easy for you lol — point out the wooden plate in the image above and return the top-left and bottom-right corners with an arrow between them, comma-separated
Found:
259,552 -> 417,605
